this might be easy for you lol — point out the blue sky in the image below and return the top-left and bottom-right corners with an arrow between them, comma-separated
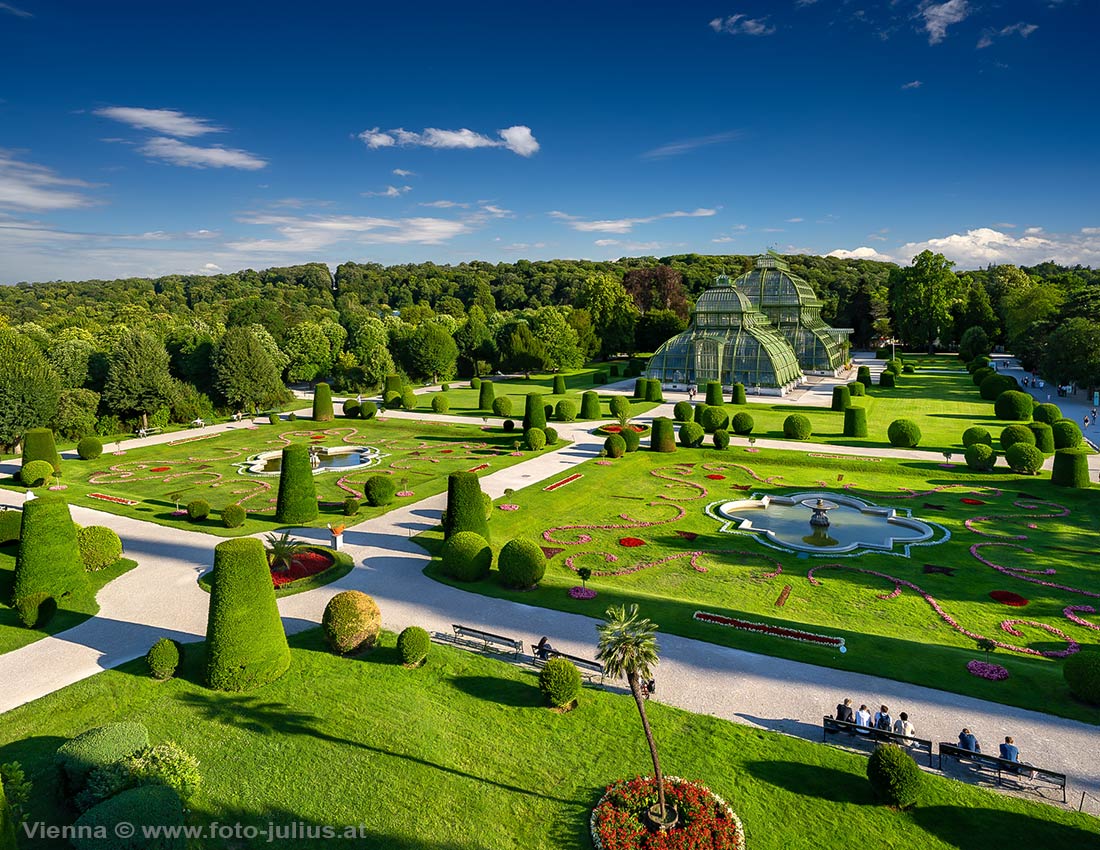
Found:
1,0 -> 1097,283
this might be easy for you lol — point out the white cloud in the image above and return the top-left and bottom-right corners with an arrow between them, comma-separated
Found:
785,217 -> 804,223
550,207 -> 716,234
419,200 -> 469,209
761,227 -> 785,233
709,14 -> 776,36
1024,226 -> 1043,234
640,131 -> 742,159
992,222 -> 1016,229
362,185 -> 412,198
0,149 -> 97,211
896,226 -> 1100,268
94,106 -> 223,137
479,204 -> 512,218
203,263 -> 221,271
712,236 -> 735,243
0,3 -> 31,17
901,80 -> 923,90
392,168 -> 415,177
358,125 -> 540,157
732,223 -> 748,231
826,246 -> 897,262
919,0 -> 970,45
138,137 -> 267,170
978,21 -> 1038,48
229,213 -> 471,253
1081,227 -> 1100,235
594,239 -> 664,251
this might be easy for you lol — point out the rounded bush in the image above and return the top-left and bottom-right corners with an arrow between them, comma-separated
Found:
888,419 -> 922,448
78,526 -> 123,570
831,385 -> 851,411
995,390 -> 1033,421
700,406 -> 729,434
322,590 -> 381,654
544,426 -> 560,446
523,393 -> 547,430
19,459 -> 54,488
385,375 -> 403,395
268,412 -> 280,425
431,394 -> 449,414
878,370 -> 895,388
1033,402 -> 1062,425
847,381 -> 865,398
555,399 -> 577,422
1006,443 -> 1044,475
650,417 -> 676,452
645,379 -> 664,403
470,376 -> 481,390
1063,648 -> 1100,705
526,427 -> 547,451
1000,424 -> 1035,452
288,412 -> 298,421
22,427 -> 60,472
885,359 -> 903,375
72,785 -> 185,850
274,444 -> 318,524
312,382 -> 334,422
363,474 -> 397,507
342,399 -> 361,419
397,626 -> 431,667
503,419 -> 516,433
621,427 -> 640,452
401,388 -> 418,410
713,429 -> 730,450
678,421 -> 705,448
186,499 -> 210,522
383,392 -> 403,411
0,509 -> 20,545
843,407 -> 868,438
609,395 -> 631,419
221,504 -> 246,529
443,471 -> 489,540
492,396 -> 513,417
903,364 -> 915,374
553,375 -> 567,394
146,638 -> 181,680
498,537 -> 546,589
705,381 -> 723,407
856,366 -> 872,388
673,400 -> 693,422
693,403 -> 706,424
360,400 -> 378,419
539,656 -> 581,708
731,411 -> 754,435
971,367 -> 994,387
964,443 -> 996,472
478,380 -> 495,411
580,391 -> 601,420
783,414 -> 812,440
969,355 -> 993,372
1028,422 -> 1055,454
962,426 -> 992,447
867,743 -> 923,809
77,436 -> 103,460
343,496 -> 360,516
12,495 -> 87,626
441,383 -> 449,392
979,373 -> 1018,401
56,722 -> 151,793
1051,448 -> 1091,489
440,531 -> 491,582
604,434 -> 626,458
1052,419 -> 1083,449
730,383 -> 747,405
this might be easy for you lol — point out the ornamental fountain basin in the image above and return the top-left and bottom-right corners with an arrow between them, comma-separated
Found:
712,491 -> 936,554
237,445 -> 384,477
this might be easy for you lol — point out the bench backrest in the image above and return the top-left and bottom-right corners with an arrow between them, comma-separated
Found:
938,743 -> 1065,783
824,716 -> 931,750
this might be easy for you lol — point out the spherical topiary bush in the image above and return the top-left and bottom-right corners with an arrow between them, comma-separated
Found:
555,399 -> 577,422
678,421 -> 705,448
1063,648 -> 1100,705
77,526 -> 123,570
903,364 -> 915,374
783,414 -> 812,440
397,626 -> 431,667
609,395 -> 631,419
705,381 -> 723,407
847,381 -> 865,398
969,355 -> 993,372
964,443 -> 996,472
443,471 -> 490,540
1051,448 -> 1091,488
673,401 -> 693,422
730,383 -> 747,405
274,444 -> 318,524
843,407 -> 868,438
440,531 -> 491,582
312,382 -> 334,421
526,427 -> 547,452
867,743 -> 924,809
885,359 -> 902,375
539,656 -> 581,709
1052,419 -> 1083,449
645,379 -> 664,403
994,390 -> 1033,422
972,367 -> 995,387
1028,422 -> 1055,454
342,399 -> 361,419
146,638 -> 181,680
221,504 -> 246,529
713,429 -> 730,450
1033,402 -> 1062,425
56,722 -> 151,794
498,537 -> 546,589
1006,443 -> 1044,475
492,396 -> 513,417
478,379 -> 495,411
186,499 -> 210,522
268,412 -> 281,425
857,366 -> 872,388
384,391 -> 402,409
22,427 -> 61,472
580,391 -> 601,420
360,401 -> 377,419
831,385 -> 851,412
77,436 -> 103,460
432,394 -> 449,414
979,373 -> 1018,401
401,389 -> 418,410
700,406 -> 729,434
13,495 -> 87,627
470,376 -> 481,390
544,426 -> 560,446
322,590 -> 381,654
1000,424 -> 1035,452
604,434 -> 626,458
363,474 -> 397,507
553,375 -> 567,394
19,459 -> 54,488
878,370 -> 896,388
73,784 -> 185,848
888,419 -> 922,448
963,426 -> 993,447
731,411 -> 754,436
524,393 -> 547,430
650,417 -> 676,452
205,537 -> 291,691
343,496 -> 360,517
503,419 -> 516,433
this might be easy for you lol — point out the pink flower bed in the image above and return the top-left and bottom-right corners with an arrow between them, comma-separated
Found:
543,473 -> 584,492
967,660 -> 1009,681
694,610 -> 845,650
89,492 -> 139,506
568,586 -> 597,600
498,504 -> 520,511
1064,605 -> 1100,632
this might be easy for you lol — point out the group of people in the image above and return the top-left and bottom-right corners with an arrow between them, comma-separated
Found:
835,699 -> 917,738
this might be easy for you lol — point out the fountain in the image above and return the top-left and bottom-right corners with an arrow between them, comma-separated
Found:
236,445 -> 385,477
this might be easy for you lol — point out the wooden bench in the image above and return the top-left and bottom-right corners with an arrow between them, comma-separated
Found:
448,624 -> 523,657
823,716 -> 934,766
531,646 -> 605,684
134,427 -> 162,439
938,743 -> 1067,802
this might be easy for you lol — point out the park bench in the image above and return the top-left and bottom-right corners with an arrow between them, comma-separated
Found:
134,427 -> 162,439
822,716 -> 934,766
190,418 -> 206,428
938,743 -> 1067,802
448,624 -> 523,657
531,646 -> 605,684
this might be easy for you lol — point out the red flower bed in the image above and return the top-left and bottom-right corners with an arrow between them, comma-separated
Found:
271,549 -> 335,588
705,474 -> 726,480
150,466 -> 171,472
989,590 -> 1029,607
961,498 -> 986,505
619,537 -> 646,548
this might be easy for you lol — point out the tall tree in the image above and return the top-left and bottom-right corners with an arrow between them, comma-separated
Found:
888,251 -> 958,353
623,266 -> 689,320
404,322 -> 458,382
0,328 -> 61,451
500,323 -> 548,377
283,321 -> 334,383
1042,318 -> 1100,390
213,327 -> 287,412
101,330 -> 174,429
530,307 -> 583,371
578,274 -> 639,358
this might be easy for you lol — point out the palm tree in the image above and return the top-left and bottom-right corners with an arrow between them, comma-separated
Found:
596,604 -> 670,825
264,531 -> 305,573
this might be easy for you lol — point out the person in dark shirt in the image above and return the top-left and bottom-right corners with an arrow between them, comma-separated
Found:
836,698 -> 855,723
534,636 -> 553,660
999,736 -> 1019,762
958,728 -> 981,752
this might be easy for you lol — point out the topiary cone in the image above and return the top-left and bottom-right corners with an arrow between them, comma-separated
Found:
831,385 -> 851,412
552,375 -> 566,394
312,382 -> 334,421
12,495 -> 88,627
730,383 -> 747,405
580,391 -> 601,420
1051,448 -> 1090,488
649,417 -> 677,452
478,380 -> 495,411
275,445 -> 319,524
22,427 -> 61,473
843,407 -> 867,438
705,381 -> 723,407
204,537 -> 291,691
443,471 -> 490,541
645,379 -> 664,403
523,393 -> 547,431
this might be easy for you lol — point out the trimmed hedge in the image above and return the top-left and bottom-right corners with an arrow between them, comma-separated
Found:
363,474 -> 397,507
73,785 -> 185,850
322,590 -> 381,654
962,426 -> 992,447
1028,421 -> 1055,454
19,459 -> 54,488
867,743 -> 923,809
544,426 -> 560,446
186,499 -> 209,522
268,412 -> 281,425
731,411 -> 754,435
645,379 -> 664,403
1052,419 -> 1083,449
274,444 -> 318,524
1033,402 -> 1062,425
13,495 -> 88,627
397,625 -> 431,666
553,375 -> 567,394
847,381 -> 865,397
650,417 -> 676,452
539,657 -> 581,708
523,393 -> 547,430
831,385 -> 850,411
23,427 -> 61,472
705,381 -> 723,406
0,510 -> 20,545
609,395 -> 631,419
730,383 -> 747,405
77,436 -> 103,460
498,537 -> 546,589
700,406 -> 729,433
969,355 -> 993,372
221,504 -> 246,529
678,421 -> 705,448
441,531 -> 492,581
1000,424 -> 1035,452
470,377 -> 481,390
56,722 -> 151,793
994,390 -> 1033,421
673,401 -> 693,422
887,419 -> 921,448
972,367 -> 995,387
204,537 -> 291,691
312,382 -> 334,421
78,525 -> 123,570
604,434 -> 626,458
964,443 -> 996,472
856,366 -> 872,388
343,496 -> 360,517
1051,448 -> 1091,488
526,427 -> 547,451
783,414 -> 812,440
431,394 -> 449,414
0,771 -> 14,850
843,407 -> 868,438
478,380 -> 495,411
503,419 -> 516,432
712,429 -> 730,450
384,375 -> 403,395
401,388 -> 418,410
693,404 -> 706,424
360,401 -> 378,419
383,391 -> 402,409
633,378 -> 646,399
342,399 -> 361,418
1006,443 -> 1044,475
443,471 -> 490,540
979,373 -> 1018,401
492,396 -> 513,417
1062,649 -> 1100,705
146,638 -> 181,680
580,391 -> 601,420
878,370 -> 895,388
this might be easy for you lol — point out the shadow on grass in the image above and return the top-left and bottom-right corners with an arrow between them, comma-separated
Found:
911,805 -> 1100,850
450,674 -> 542,708
745,759 -> 873,804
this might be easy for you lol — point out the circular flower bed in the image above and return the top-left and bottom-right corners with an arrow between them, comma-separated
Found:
569,586 -> 597,599
597,423 -> 651,436
619,537 -> 646,548
591,776 -> 745,850
989,590 -> 1029,607
272,548 -> 336,588
967,660 -> 1009,681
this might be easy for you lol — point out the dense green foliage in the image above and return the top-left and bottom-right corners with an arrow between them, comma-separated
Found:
0,328 -> 60,452
673,401 -> 692,422
478,380 -> 495,411
497,537 -> 546,589
783,414 -> 812,440
731,411 -> 754,435
867,744 -> 924,809
312,382 -> 334,421
649,417 -> 676,452
523,393 -> 547,431
397,625 -> 431,666
645,379 -> 664,403
1005,443 -> 1045,475
19,460 -> 54,488
440,531 -> 492,582
994,390 -> 1033,421
604,434 -> 626,458
964,443 -> 996,471
492,395 -> 513,417
979,373 -> 1018,401
848,380 -> 865,397
146,638 -> 182,680
431,393 -> 449,414
545,425 -> 561,446
712,429 -> 730,450
856,365 -> 872,388
843,407 -> 868,438
539,656 -> 581,708
1062,649 -> 1100,705
526,427 -> 547,451
699,406 -> 729,433
1051,448 -> 1091,488
72,785 -> 186,850
730,383 -> 747,405
443,472 -> 490,540
77,526 -> 123,571
1000,424 -> 1035,452
1052,419 -> 1083,449
77,435 -> 103,460
220,504 -> 246,529
186,499 -> 210,521
22,427 -> 61,472
678,421 -> 705,448
274,445 -> 319,523
1033,402 -> 1063,425
705,381 -> 723,406
1027,422 -> 1055,454
580,390 -> 601,420
363,475 -> 397,507
342,399 -> 360,418
322,591 -> 381,654
552,375 -> 566,394
0,771 -> 14,850
13,495 -> 88,626
962,426 -> 992,447
879,370 -> 896,388
887,419 -> 921,448
831,385 -> 851,411
56,722 -> 151,793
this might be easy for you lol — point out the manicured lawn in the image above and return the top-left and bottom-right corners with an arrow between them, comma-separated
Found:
1,418 -> 553,537
1,629 -> 1095,849
422,446 -> 1100,724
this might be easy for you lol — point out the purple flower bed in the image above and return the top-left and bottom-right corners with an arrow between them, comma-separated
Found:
568,586 -> 597,599
967,660 -> 1009,681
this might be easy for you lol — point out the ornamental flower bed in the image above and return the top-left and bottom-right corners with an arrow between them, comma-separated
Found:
498,504 -> 520,511
569,586 -> 597,600
597,424 -> 650,435
467,463 -> 490,473
89,492 -> 139,506
967,660 -> 1009,681
694,610 -> 845,651
543,473 -> 583,492
150,466 -> 171,472
271,548 -> 336,588
619,537 -> 646,547
590,776 -> 745,850
989,590 -> 1029,607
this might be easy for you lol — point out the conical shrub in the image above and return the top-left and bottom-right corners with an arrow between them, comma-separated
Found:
552,375 -> 566,394
204,537 -> 291,691
705,381 -> 723,406
12,495 -> 88,627
645,380 -> 664,403
580,391 -> 601,420
23,427 -> 61,473
523,393 -> 547,431
649,417 -> 676,452
478,380 -> 495,411
443,471 -> 490,541
843,407 -> 867,438
831,385 -> 851,411
274,445 -> 318,524
730,383 -> 747,405
312,382 -> 334,421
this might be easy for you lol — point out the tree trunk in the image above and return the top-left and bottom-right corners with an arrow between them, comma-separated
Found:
141,411 -> 149,430
629,672 -> 666,818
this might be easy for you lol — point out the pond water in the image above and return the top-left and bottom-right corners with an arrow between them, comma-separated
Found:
237,445 -> 384,477
258,451 -> 368,472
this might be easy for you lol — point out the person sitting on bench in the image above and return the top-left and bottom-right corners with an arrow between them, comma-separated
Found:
958,728 -> 981,752
855,704 -> 872,733
835,698 -> 855,723
999,736 -> 1038,778
893,712 -> 916,738
873,705 -> 893,732
534,636 -> 553,660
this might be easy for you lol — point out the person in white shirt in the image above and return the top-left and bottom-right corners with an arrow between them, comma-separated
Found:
855,704 -> 872,733
893,712 -> 916,739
